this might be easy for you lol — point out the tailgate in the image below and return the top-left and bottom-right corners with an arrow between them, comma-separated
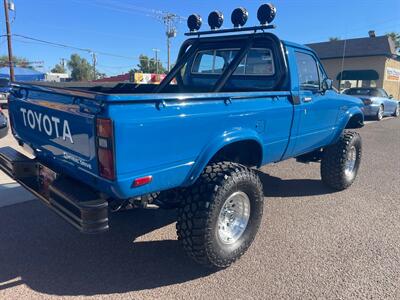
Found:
9,86 -> 101,175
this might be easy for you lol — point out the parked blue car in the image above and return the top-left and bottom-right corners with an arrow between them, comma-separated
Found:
344,88 -> 399,121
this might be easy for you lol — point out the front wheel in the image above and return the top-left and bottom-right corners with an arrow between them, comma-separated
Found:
375,105 -> 384,121
321,131 -> 362,191
177,162 -> 264,268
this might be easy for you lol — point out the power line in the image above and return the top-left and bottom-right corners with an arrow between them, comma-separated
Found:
13,34 -> 90,52
12,33 -> 137,60
67,0 -> 185,71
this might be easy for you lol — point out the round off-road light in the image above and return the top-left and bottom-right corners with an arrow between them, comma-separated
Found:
257,3 -> 276,25
208,11 -> 224,30
187,14 -> 203,32
231,7 -> 248,28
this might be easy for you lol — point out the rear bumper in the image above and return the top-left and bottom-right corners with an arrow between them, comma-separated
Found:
0,147 -> 109,234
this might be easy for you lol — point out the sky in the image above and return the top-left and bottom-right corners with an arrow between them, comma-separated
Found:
0,0 -> 399,76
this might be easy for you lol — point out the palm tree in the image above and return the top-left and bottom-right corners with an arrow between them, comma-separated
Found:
387,32 -> 400,50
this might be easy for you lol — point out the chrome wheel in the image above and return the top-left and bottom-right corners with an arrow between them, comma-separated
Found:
344,146 -> 357,178
377,106 -> 384,120
217,191 -> 251,245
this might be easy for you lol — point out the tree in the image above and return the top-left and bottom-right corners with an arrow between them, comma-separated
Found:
329,37 -> 340,41
132,54 -> 166,74
67,54 -> 94,81
0,55 -> 33,69
51,63 -> 66,74
387,32 -> 400,50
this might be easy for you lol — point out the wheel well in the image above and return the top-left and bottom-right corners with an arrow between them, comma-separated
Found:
346,113 -> 364,129
211,140 -> 262,167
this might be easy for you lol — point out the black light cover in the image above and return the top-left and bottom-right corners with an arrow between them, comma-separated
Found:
208,11 -> 224,30
257,3 -> 276,25
187,14 -> 203,32
231,7 -> 248,28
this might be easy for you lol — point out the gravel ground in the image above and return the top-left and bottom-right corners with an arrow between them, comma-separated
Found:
0,114 -> 399,300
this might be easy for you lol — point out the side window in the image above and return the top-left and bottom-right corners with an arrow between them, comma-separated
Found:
295,52 -> 320,91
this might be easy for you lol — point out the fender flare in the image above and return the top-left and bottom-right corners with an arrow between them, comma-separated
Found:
182,129 -> 263,186
331,106 -> 364,143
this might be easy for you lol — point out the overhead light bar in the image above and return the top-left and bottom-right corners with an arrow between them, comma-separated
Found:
257,3 -> 276,26
187,14 -> 203,32
231,7 -> 249,28
208,11 -> 224,30
185,3 -> 277,36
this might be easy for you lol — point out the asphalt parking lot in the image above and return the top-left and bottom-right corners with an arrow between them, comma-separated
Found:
0,111 -> 399,299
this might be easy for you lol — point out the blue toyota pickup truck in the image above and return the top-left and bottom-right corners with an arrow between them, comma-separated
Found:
0,4 -> 364,268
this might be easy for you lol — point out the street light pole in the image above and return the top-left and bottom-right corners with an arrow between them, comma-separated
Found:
3,0 -> 14,82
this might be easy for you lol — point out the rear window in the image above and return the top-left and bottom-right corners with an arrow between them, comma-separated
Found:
192,48 -> 275,76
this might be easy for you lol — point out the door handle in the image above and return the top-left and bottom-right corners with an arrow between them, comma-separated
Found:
303,97 -> 313,103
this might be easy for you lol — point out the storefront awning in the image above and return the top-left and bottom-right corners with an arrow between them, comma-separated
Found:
336,70 -> 379,81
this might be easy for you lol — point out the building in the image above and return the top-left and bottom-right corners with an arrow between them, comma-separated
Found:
45,72 -> 70,82
308,33 -> 400,98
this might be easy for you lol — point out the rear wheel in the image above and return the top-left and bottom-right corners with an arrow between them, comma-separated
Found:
321,131 -> 362,191
176,162 -> 264,268
375,105 -> 384,121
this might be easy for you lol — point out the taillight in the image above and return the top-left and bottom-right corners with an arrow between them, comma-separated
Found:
132,176 -> 153,188
96,118 -> 115,180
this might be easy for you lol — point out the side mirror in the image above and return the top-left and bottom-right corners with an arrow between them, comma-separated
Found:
389,95 -> 393,99
322,78 -> 333,92
0,78 -> 10,88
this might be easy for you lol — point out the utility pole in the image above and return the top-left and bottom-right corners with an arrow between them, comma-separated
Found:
152,48 -> 160,74
3,0 -> 14,81
91,52 -> 97,80
163,13 -> 178,72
